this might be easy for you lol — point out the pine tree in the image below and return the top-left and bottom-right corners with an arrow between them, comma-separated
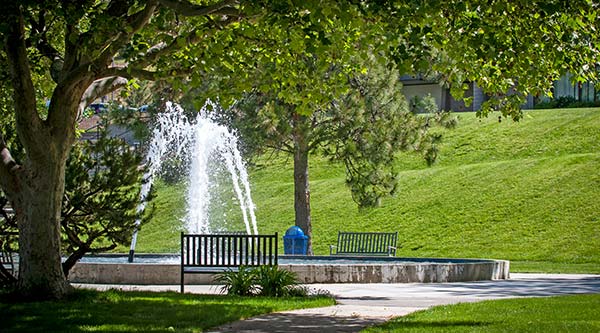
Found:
218,58 -> 456,252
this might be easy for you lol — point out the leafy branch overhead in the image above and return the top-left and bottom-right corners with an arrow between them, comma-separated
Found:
0,0 -> 598,299
220,58 -> 456,209
377,1 -> 600,119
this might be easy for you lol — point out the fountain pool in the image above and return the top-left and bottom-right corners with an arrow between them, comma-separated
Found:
100,101 -> 509,285
69,254 -> 509,284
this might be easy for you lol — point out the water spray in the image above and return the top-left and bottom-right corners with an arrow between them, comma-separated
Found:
128,101 -> 258,262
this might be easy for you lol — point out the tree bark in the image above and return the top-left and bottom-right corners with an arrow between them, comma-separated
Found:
62,247 -> 89,278
292,113 -> 313,255
16,157 -> 74,298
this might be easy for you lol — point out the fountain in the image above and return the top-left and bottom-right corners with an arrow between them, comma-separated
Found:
70,101 -> 510,284
128,101 -> 258,261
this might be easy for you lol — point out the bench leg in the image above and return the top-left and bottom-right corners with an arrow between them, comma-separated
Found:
180,273 -> 184,293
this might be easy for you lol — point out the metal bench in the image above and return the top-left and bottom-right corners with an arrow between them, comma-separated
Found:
0,231 -> 18,286
329,231 -> 398,256
180,232 -> 278,292
0,251 -> 16,286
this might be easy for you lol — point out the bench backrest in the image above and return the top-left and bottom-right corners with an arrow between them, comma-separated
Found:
336,231 -> 397,255
0,251 -> 15,282
181,233 -> 278,268
0,251 -> 13,268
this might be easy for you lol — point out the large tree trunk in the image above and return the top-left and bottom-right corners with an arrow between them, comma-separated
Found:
292,113 -> 313,255
11,86 -> 82,299
1,7 -> 85,296
16,156 -> 74,298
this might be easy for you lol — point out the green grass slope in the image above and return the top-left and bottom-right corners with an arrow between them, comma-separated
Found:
136,108 -> 600,273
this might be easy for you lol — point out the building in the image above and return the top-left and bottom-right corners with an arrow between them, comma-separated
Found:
401,74 -> 598,112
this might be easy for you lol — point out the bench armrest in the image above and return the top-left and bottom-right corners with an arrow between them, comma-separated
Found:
329,245 -> 337,255
387,246 -> 397,257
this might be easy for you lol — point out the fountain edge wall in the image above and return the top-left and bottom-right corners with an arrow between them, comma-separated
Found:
68,259 -> 510,285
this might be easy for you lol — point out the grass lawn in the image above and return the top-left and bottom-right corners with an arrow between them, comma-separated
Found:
362,294 -> 600,333
510,261 -> 600,274
131,108 -> 600,274
0,288 -> 334,333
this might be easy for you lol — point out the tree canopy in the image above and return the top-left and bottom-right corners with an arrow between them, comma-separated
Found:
0,0 -> 598,299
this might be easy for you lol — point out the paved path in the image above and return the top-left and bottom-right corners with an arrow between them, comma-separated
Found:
76,273 -> 600,333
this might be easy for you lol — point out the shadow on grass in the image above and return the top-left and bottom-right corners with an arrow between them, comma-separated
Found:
0,289 -> 299,332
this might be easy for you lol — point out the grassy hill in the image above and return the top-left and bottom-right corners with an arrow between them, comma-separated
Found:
134,108 -> 600,273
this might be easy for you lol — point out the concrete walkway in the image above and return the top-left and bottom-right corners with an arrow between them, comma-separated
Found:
76,273 -> 600,333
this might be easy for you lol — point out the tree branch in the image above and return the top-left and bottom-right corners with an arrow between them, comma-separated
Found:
62,1 -> 97,80
3,5 -> 45,155
94,0 -> 159,67
132,14 -> 240,69
99,67 -> 164,81
78,77 -> 129,119
106,0 -> 131,17
28,10 -> 62,64
158,0 -> 239,17
0,132 -> 21,198
265,142 -> 293,154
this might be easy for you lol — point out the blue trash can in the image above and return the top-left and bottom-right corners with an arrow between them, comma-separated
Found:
283,226 -> 309,255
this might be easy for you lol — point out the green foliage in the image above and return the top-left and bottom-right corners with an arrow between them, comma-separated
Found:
61,129 -> 149,275
214,266 -> 257,296
410,94 -> 439,114
192,1 -> 369,112
534,96 -> 600,110
364,294 -> 600,333
219,58 -> 456,208
0,288 -> 334,332
377,1 -> 600,120
254,265 -> 299,297
0,113 -> 149,276
327,61 -> 456,207
214,265 -> 300,297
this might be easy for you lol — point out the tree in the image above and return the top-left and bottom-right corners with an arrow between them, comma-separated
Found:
190,1 -> 600,255
0,0 -> 598,299
0,0 -> 248,299
217,58 -> 454,253
61,128 -> 148,276
0,102 -> 148,278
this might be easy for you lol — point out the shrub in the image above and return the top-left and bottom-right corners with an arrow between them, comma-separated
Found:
213,266 -> 256,296
254,266 -> 299,297
214,266 -> 301,297
534,96 -> 600,109
410,93 -> 439,113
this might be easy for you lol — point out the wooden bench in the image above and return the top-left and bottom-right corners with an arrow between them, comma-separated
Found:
329,231 -> 398,256
180,233 -> 278,292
